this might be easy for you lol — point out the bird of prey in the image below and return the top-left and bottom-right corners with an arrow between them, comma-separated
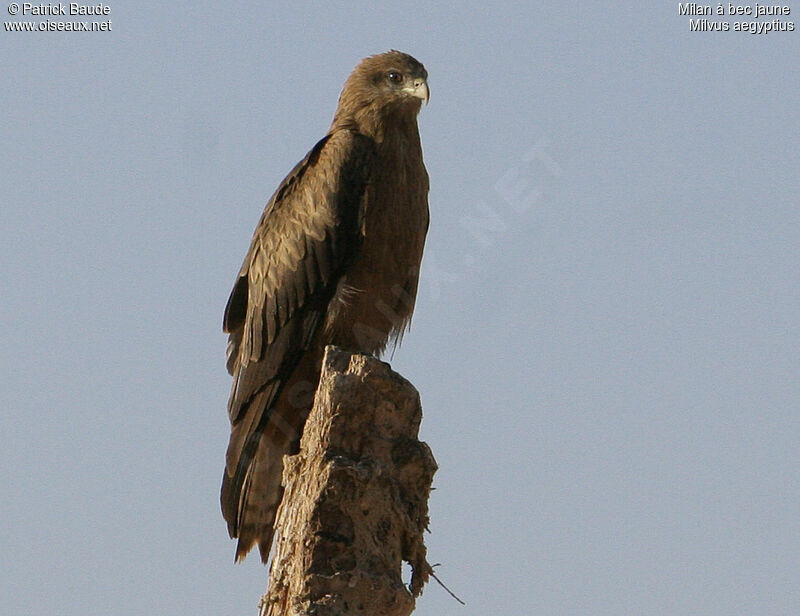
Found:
221,51 -> 430,562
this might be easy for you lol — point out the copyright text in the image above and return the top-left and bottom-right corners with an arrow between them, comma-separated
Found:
8,3 -> 109,15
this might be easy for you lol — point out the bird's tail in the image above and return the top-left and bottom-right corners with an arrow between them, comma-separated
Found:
221,430 -> 288,563
221,350 -> 321,562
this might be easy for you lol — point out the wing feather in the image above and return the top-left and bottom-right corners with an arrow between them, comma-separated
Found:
221,130 -> 375,548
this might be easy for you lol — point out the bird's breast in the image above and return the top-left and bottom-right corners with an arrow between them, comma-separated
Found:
324,140 -> 428,355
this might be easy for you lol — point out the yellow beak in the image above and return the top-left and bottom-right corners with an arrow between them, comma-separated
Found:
405,78 -> 430,105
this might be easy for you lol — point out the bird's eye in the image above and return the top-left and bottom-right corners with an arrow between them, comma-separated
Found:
387,71 -> 403,84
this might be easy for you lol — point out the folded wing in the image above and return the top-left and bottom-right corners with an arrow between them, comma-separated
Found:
221,130 -> 374,560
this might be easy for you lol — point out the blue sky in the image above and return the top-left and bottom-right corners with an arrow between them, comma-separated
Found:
2,2 -> 799,614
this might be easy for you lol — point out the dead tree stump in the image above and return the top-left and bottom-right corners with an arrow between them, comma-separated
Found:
259,346 -> 437,616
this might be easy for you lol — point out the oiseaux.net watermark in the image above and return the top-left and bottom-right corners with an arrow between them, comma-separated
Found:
5,2 -> 112,32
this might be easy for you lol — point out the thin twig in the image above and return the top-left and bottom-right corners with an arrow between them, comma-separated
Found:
429,564 -> 466,605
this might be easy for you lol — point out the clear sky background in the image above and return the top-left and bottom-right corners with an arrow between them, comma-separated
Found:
2,2 -> 799,614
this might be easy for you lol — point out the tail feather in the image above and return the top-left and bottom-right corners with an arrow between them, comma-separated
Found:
221,350 -> 322,562
221,432 -> 288,563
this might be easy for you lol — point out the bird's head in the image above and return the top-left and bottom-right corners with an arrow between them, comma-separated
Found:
332,50 -> 429,136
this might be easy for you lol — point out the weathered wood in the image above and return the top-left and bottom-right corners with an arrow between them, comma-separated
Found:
259,346 -> 437,616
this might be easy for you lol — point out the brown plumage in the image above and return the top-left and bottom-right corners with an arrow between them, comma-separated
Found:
221,51 -> 430,562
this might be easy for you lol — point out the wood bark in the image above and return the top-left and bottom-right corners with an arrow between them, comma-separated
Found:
259,346 -> 437,616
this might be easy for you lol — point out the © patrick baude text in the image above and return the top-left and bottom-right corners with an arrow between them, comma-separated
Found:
679,3 -> 796,32
9,2 -> 109,15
